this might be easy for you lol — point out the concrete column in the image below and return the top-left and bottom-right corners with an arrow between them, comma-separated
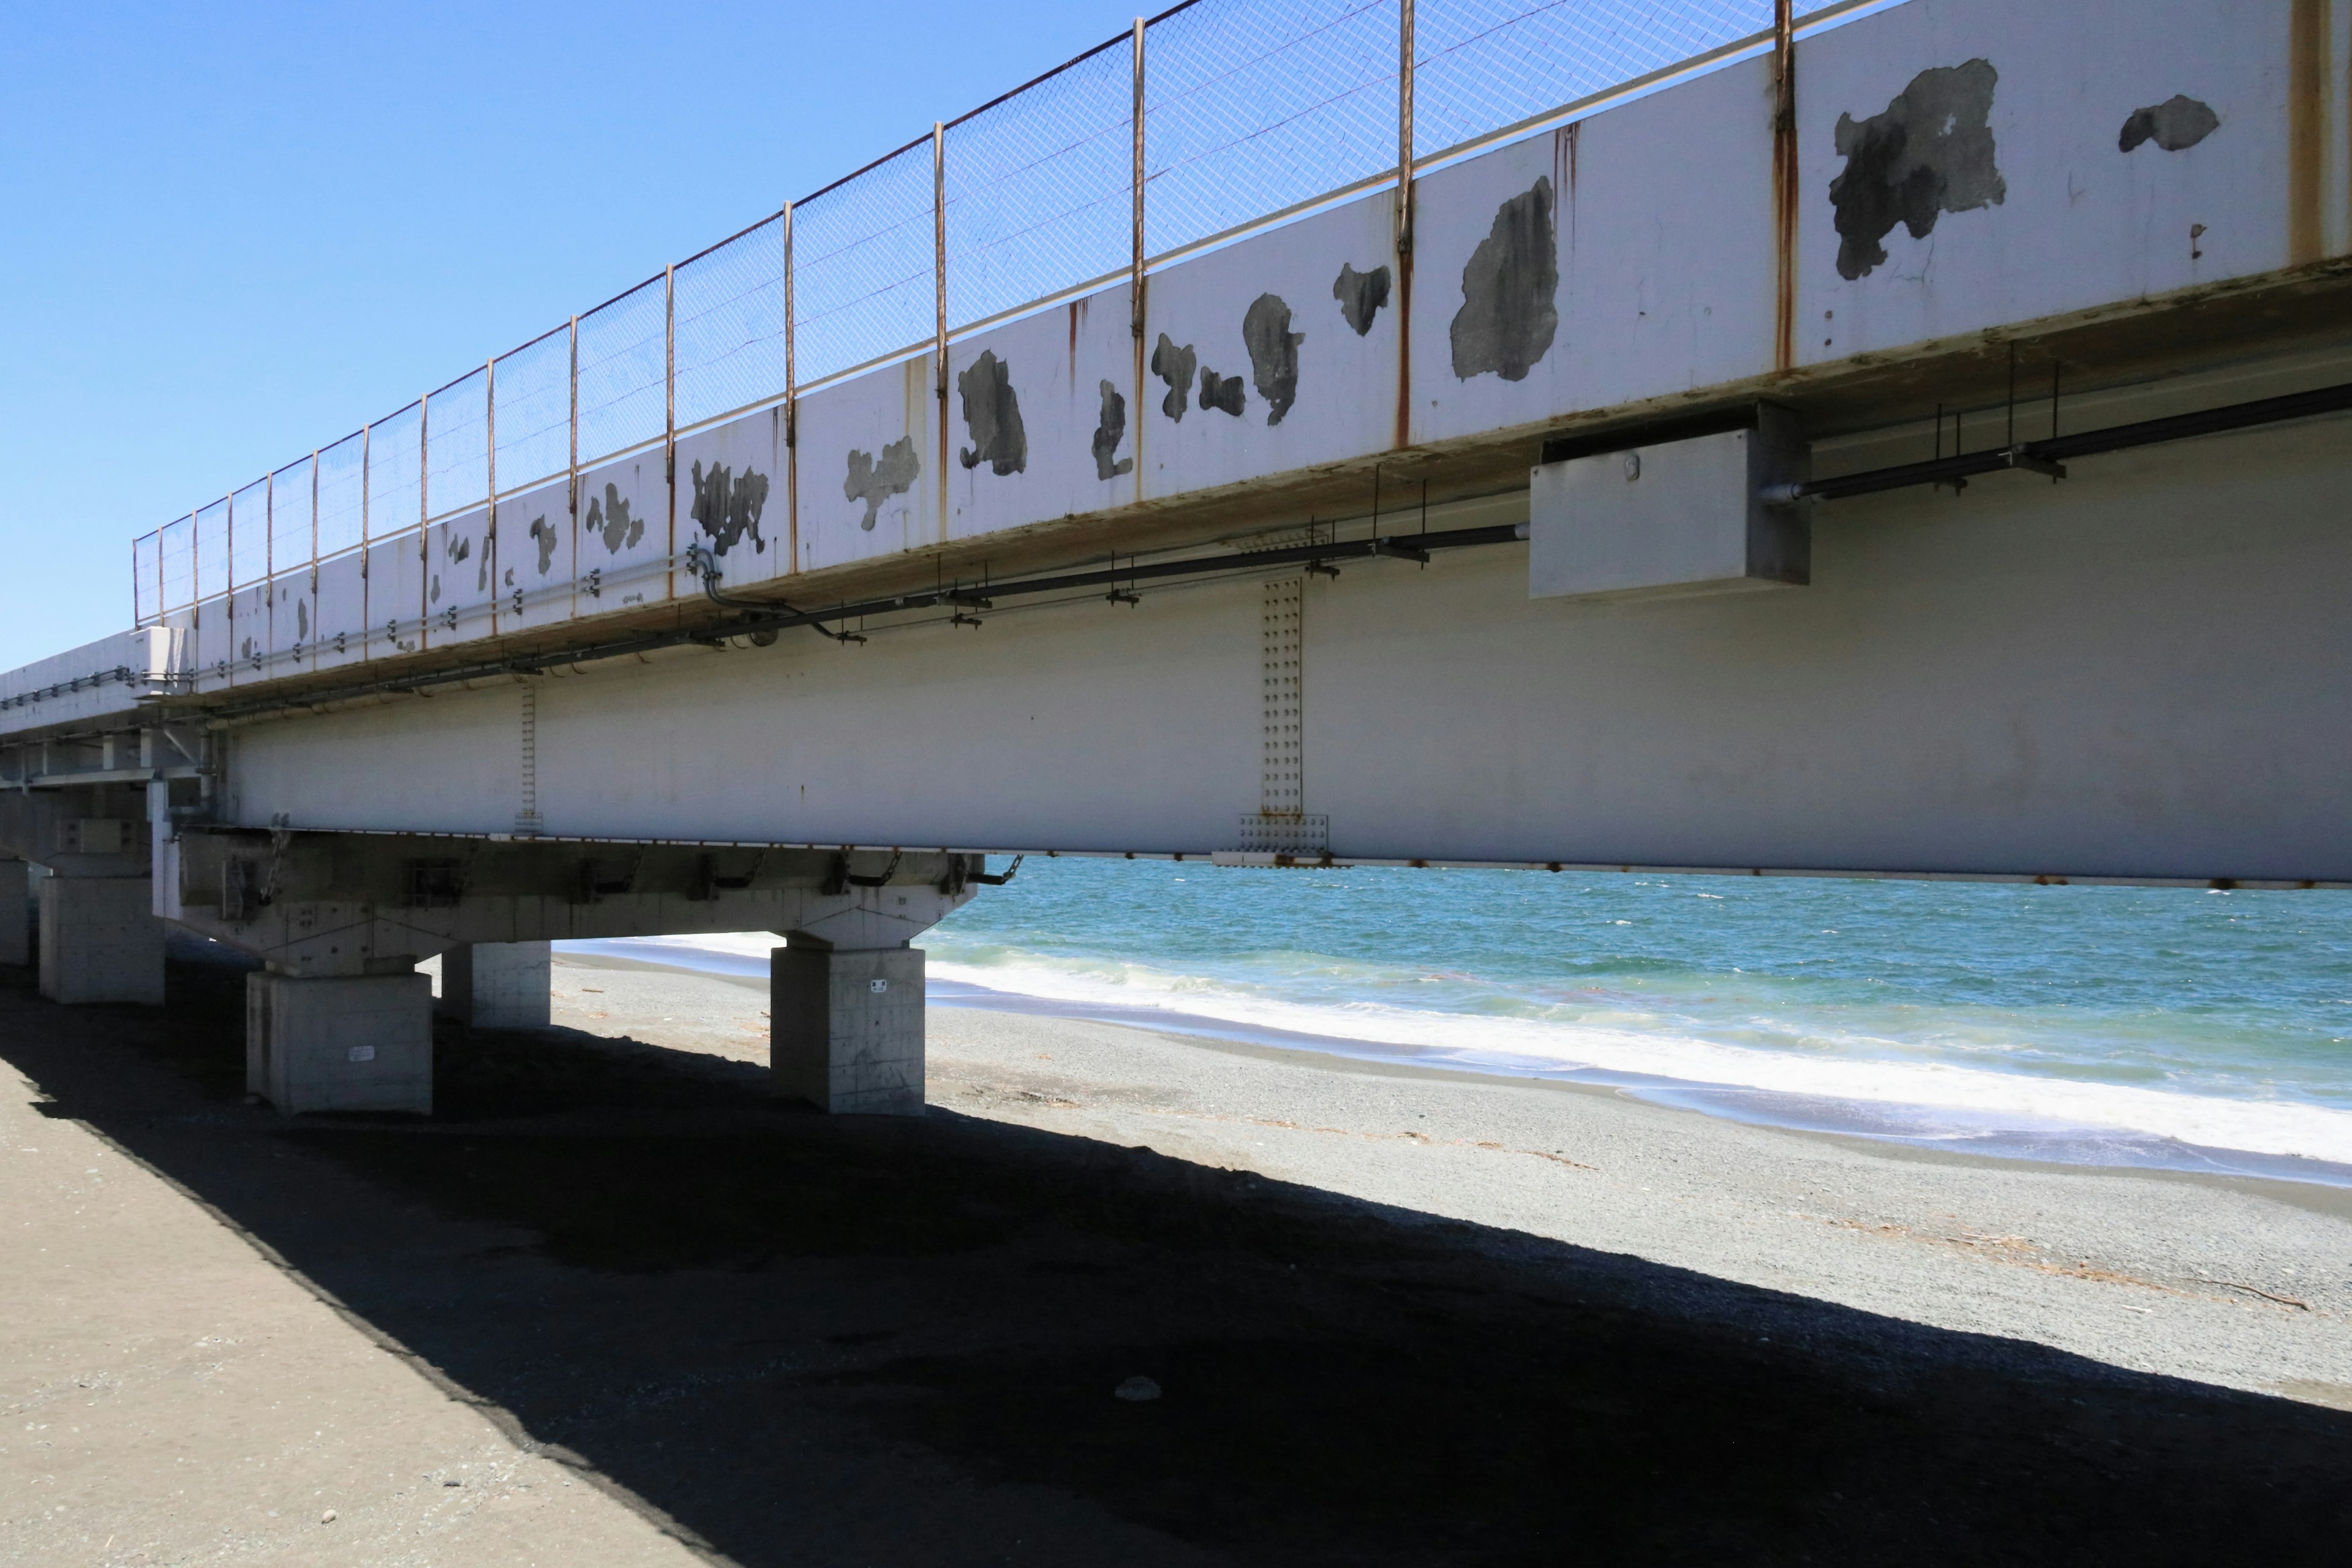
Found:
0,858 -> 28,968
247,971 -> 432,1115
772,943 -> 926,1115
435,941 -> 552,1028
37,876 -> 164,1005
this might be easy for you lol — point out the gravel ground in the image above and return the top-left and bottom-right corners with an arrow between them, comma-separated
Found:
1,948 -> 2346,1567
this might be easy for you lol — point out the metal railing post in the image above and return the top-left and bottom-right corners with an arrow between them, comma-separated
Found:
934,119 -> 950,527
485,357 -> 499,629
665,262 -> 677,596
1131,16 -> 1147,337
782,202 -> 797,571
1396,0 -> 1415,257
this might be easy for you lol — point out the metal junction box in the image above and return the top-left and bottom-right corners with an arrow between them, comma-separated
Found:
1529,407 -> 1809,604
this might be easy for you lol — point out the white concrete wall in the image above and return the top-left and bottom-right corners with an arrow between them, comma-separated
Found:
39,876 -> 164,1005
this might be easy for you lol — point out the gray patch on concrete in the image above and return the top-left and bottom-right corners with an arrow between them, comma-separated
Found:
295,598 -> 309,639
1450,176 -> 1559,382
690,460 -> 771,556
429,573 -> 441,605
1242,293 -> 1303,426
1829,59 -> 2007,280
1093,380 -> 1133,480
1199,365 -> 1246,417
845,437 -> 921,531
1150,334 -> 1197,420
527,515 -> 559,575
2120,94 -> 2219,153
956,351 -> 1029,476
1333,262 -> 1391,336
586,483 -> 645,555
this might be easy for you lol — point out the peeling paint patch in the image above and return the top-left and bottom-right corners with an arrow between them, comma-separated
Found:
1150,334 -> 1197,420
445,534 -> 471,564
1829,60 -> 2006,280
845,437 -> 921,531
690,461 -> 771,556
2120,95 -> 2219,153
1332,262 -> 1390,336
295,600 -> 309,639
956,350 -> 1029,476
585,484 -> 645,555
1092,380 -> 1133,480
527,516 -> 559,575
1199,366 -> 1246,417
429,574 -> 442,605
1450,176 -> 1558,382
1242,293 -> 1302,426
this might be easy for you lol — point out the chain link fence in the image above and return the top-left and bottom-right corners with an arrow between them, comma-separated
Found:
133,0 -> 1877,626
493,326 -> 572,495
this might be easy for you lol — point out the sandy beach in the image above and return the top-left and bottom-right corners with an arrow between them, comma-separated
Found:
4,945 -> 2349,1564
559,952 -> 2352,1406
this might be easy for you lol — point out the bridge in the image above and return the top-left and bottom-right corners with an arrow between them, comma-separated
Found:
4,0 -> 2348,1118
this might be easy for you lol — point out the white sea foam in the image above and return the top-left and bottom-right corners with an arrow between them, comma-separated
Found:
566,933 -> 2352,1170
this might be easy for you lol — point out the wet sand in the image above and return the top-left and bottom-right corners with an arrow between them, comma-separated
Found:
2,947 -> 2348,1565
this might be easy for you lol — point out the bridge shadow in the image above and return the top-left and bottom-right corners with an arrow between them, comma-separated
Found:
4,948 -> 2349,1566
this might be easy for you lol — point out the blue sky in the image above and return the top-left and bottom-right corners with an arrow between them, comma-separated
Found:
0,0 -> 1143,669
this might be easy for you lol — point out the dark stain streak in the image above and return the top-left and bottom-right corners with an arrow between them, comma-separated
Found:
1199,365 -> 1245,418
527,515 -> 559,575
1450,176 -> 1559,382
295,599 -> 308,639
1091,380 -> 1133,481
1332,263 -> 1390,336
845,437 -> 921,531
1150,334 -> 1196,420
690,461 -> 772,556
955,351 -> 1028,477
1829,60 -> 2006,280
2120,95 -> 2220,153
1242,294 -> 1302,426
585,483 -> 645,556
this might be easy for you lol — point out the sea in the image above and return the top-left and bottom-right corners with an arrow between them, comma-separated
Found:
559,858 -> 2352,1189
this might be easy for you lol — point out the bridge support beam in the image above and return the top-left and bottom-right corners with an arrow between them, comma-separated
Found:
0,857 -> 28,968
246,971 -> 433,1116
38,874 -> 163,1005
435,941 -> 552,1030
772,941 -> 927,1115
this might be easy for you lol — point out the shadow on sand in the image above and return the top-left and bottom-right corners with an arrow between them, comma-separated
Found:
3,946 -> 2348,1566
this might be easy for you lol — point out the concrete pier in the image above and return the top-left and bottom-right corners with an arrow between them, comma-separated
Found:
37,874 -> 164,1005
246,971 -> 433,1115
0,858 -> 28,968
435,941 -> 552,1030
771,943 -> 926,1115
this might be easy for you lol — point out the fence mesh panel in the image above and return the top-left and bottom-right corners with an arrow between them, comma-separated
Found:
230,480 -> 271,587
368,403 -> 424,540
271,458 -> 315,573
794,141 -> 937,386
1415,0 -> 1769,159
317,432 -> 366,557
576,278 -> 667,465
194,499 -> 230,603
134,532 -> 162,624
494,330 -> 572,494
1144,0 -> 1398,259
675,216 -> 788,429
121,1 -> 1887,623
946,39 -> 1133,328
424,367 -> 491,518
160,518 -> 193,615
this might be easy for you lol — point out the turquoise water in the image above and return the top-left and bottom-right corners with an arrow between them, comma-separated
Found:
916,859 -> 2352,1180
577,859 -> 2352,1182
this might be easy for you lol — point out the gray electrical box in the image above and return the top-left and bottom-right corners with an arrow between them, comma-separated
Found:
1529,406 -> 1809,603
